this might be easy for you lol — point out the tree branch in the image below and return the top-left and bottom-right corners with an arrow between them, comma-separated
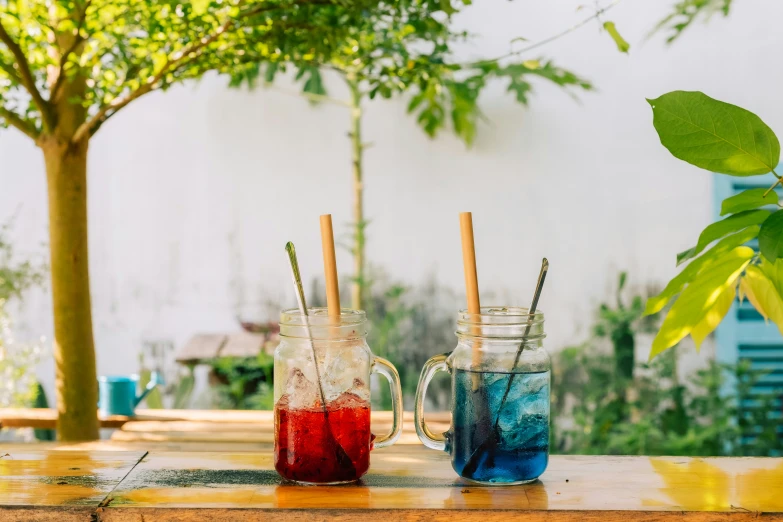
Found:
0,60 -> 23,85
466,0 -> 624,67
0,19 -> 54,131
764,169 -> 782,197
50,0 -> 93,102
72,15 -> 236,142
0,106 -> 40,141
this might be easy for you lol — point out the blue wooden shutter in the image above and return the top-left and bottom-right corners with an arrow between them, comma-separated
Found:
713,172 -> 783,425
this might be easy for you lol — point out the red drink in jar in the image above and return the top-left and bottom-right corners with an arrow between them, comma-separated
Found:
274,392 -> 374,483
274,308 -> 403,484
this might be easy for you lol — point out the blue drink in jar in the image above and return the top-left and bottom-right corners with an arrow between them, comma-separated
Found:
451,369 -> 549,483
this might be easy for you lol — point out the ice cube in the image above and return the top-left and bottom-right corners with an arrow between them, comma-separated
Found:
521,372 -> 549,395
501,414 -> 549,450
496,373 -> 549,436
321,353 -> 357,402
284,367 -> 320,409
330,391 -> 370,411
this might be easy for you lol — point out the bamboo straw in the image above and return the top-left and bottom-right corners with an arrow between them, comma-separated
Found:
459,212 -> 482,366
320,214 -> 341,318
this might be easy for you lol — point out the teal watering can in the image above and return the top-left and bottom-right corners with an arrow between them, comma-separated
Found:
98,372 -> 163,416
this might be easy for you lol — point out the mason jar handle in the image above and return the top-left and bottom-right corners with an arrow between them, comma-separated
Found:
414,352 -> 450,451
371,356 -> 403,448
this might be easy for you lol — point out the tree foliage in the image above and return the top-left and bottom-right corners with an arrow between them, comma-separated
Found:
234,0 -> 594,145
0,0 -> 428,142
0,0 -> 461,441
646,91 -> 783,358
652,0 -> 733,43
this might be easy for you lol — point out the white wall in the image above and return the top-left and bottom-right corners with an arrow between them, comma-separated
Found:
1,0 -> 781,399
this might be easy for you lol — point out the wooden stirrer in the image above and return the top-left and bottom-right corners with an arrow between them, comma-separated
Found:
314,217 -> 357,475
459,212 -> 482,365
320,214 -> 341,318
458,212 -> 495,475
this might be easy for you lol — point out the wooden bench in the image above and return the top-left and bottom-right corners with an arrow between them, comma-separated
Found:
175,331 -> 278,364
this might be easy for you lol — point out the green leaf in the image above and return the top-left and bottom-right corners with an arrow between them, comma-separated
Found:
649,246 -> 753,359
648,91 -> 780,176
759,257 -> 783,297
690,282 -> 735,350
740,265 -> 783,337
603,21 -> 630,53
302,68 -> 326,97
645,226 -> 760,315
264,63 -> 279,84
720,188 -> 779,216
676,209 -> 769,265
407,92 -> 426,113
439,0 -> 456,15
759,209 -> 783,262
192,0 -> 209,15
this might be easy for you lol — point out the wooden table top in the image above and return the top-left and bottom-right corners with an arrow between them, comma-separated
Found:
0,446 -> 781,521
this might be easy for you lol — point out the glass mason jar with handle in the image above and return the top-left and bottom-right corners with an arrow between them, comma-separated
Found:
415,307 -> 550,485
274,307 -> 403,484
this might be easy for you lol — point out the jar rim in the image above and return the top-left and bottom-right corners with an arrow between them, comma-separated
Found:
457,306 -> 544,326
279,307 -> 368,340
280,307 -> 366,326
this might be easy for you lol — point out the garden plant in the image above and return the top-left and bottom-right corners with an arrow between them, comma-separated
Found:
0,221 -> 47,412
552,272 -> 783,456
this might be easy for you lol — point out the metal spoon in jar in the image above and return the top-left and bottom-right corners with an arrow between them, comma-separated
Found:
285,242 -> 355,477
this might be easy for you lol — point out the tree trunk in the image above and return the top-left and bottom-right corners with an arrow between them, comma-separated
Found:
348,79 -> 365,311
41,136 -> 99,441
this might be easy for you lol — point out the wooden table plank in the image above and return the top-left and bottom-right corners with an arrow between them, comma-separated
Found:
0,450 -> 145,521
0,408 -> 139,429
96,449 -> 783,520
0,408 -> 451,435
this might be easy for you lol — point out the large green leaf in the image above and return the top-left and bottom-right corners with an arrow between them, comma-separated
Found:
690,283 -> 735,350
720,188 -> 779,216
740,265 -> 783,337
649,246 -> 753,359
759,209 -> 783,262
676,210 -> 769,265
648,91 -> 780,176
645,226 -> 760,315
